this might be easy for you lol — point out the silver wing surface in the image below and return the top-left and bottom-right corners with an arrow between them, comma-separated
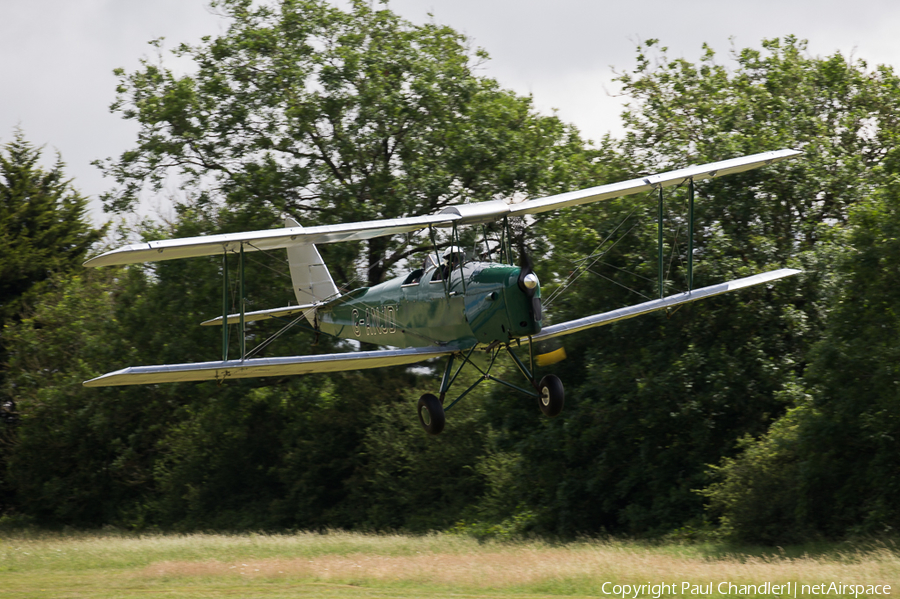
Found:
84,213 -> 462,268
84,150 -> 800,268
509,149 -> 800,216
533,268 -> 801,343
83,345 -> 456,387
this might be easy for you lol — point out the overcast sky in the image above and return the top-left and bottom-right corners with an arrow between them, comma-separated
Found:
3,0 -> 900,221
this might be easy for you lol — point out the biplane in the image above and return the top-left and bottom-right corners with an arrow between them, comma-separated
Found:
84,149 -> 801,435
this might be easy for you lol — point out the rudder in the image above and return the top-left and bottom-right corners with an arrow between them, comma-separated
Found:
285,217 -> 340,324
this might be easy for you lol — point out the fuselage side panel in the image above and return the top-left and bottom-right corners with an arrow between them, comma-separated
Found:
318,261 -> 540,348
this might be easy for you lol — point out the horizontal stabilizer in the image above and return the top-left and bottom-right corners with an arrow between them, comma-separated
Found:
200,304 -> 317,326
533,268 -> 801,343
83,345 -> 456,387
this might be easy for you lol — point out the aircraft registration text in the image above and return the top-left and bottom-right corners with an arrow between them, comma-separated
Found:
352,305 -> 399,337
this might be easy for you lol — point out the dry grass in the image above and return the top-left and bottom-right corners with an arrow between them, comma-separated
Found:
142,543 -> 900,590
2,530 -> 899,597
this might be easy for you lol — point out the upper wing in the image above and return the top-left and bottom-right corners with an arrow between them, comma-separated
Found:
510,149 -> 801,216
85,150 -> 801,268
84,213 -> 461,268
532,268 -> 801,343
83,345 -> 456,387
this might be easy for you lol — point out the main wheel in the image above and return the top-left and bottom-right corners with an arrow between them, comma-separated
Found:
417,393 -> 446,435
537,375 -> 564,417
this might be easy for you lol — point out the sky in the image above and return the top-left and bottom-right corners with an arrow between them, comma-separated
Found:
3,0 -> 900,221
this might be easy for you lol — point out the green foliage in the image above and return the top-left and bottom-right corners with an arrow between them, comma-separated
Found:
702,401 -> 815,544
2,269 -> 158,525
8,23 -> 900,545
150,377 -> 360,531
0,130 -> 105,518
485,37 -> 900,537
342,382 -> 489,532
0,130 -> 104,323
705,179 -> 900,542
99,0 -> 591,285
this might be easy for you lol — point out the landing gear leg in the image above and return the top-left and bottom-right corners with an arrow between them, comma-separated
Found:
508,340 -> 566,418
416,345 -> 566,435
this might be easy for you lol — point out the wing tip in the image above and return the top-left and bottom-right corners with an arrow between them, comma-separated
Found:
83,374 -> 112,387
771,267 -> 803,278
83,253 -> 112,268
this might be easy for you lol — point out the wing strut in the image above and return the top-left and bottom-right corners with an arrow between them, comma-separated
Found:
239,243 -> 246,360
658,185 -> 664,298
220,243 -> 249,361
656,176 -> 697,298
222,251 -> 229,360
688,178 -> 695,290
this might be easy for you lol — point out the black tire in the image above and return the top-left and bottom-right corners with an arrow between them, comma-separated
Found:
537,375 -> 564,417
417,393 -> 446,435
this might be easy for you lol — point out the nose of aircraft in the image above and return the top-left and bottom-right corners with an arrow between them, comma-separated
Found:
515,257 -> 542,323
522,272 -> 539,290
507,265 -> 542,337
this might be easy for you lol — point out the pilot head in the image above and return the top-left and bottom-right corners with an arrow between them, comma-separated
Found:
442,246 -> 465,269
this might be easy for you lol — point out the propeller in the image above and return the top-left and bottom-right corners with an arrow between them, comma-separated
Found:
517,245 -> 566,367
516,245 -> 542,322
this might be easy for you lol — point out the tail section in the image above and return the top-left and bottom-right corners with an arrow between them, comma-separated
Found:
285,217 -> 340,324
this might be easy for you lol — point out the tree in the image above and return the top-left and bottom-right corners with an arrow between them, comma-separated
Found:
0,129 -> 104,327
482,37 -> 900,536
705,178 -> 900,542
98,0 -> 591,286
78,0 -> 597,529
0,0 -> 599,530
615,36 -> 900,259
0,129 -> 105,420
0,131 -> 105,515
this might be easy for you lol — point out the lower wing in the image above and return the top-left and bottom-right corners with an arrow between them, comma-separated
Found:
83,345 -> 455,387
84,268 -> 799,387
533,268 -> 800,342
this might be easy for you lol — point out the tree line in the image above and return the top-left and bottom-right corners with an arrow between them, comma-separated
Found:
2,0 -> 899,544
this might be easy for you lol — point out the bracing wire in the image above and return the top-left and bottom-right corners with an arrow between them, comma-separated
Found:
542,212 -> 642,308
663,187 -> 694,292
543,180 -> 700,308
243,313 -> 308,360
584,267 -> 654,301
596,260 -> 656,284
245,246 -> 292,280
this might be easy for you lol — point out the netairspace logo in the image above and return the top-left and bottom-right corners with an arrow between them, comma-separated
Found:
600,581 -> 892,598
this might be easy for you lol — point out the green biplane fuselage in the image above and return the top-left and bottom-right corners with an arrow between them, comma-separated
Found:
319,261 -> 541,349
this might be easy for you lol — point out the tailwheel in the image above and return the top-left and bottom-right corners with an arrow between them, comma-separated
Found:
537,374 -> 564,417
417,393 -> 445,435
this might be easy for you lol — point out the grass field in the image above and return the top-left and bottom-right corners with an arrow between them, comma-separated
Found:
1,530 -> 898,598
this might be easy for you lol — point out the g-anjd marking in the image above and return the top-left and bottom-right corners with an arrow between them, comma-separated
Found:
352,305 -> 399,337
